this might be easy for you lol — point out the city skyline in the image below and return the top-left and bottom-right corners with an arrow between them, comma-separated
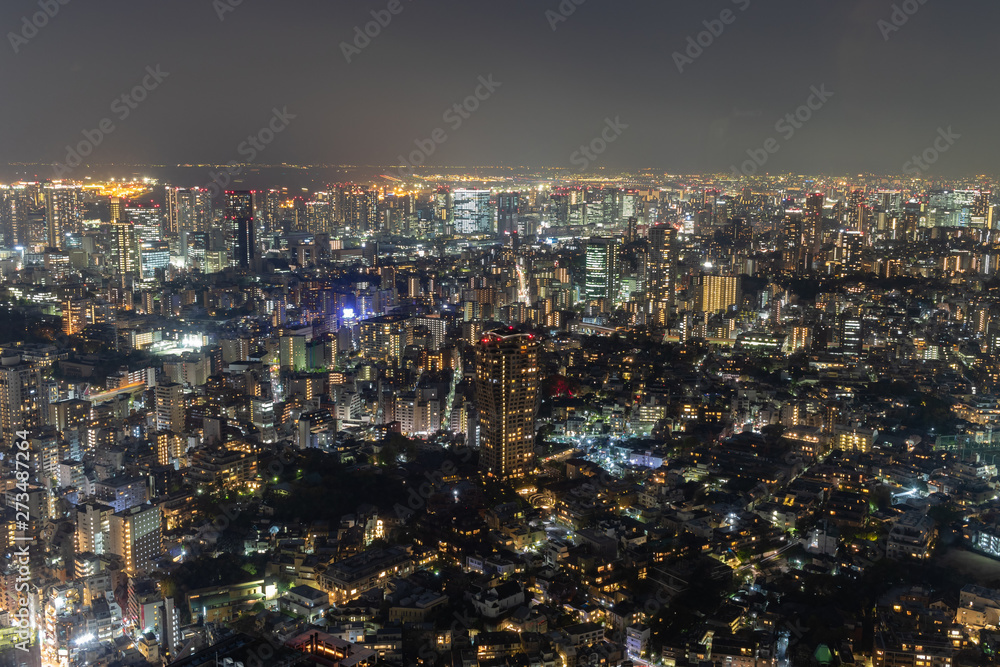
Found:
3,2 -> 1000,666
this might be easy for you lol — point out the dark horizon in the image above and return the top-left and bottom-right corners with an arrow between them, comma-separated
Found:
1,0 -> 996,178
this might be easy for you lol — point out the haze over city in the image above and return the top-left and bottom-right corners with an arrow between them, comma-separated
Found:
1,0 -> 998,175
1,2 -> 1000,667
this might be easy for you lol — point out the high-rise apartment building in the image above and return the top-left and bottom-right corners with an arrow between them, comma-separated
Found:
76,502 -> 114,555
476,331 -> 540,479
154,383 -> 185,432
166,186 -> 213,236
62,297 -> 89,335
154,430 -> 186,467
279,335 -> 307,371
110,504 -> 162,574
44,184 -> 83,249
0,184 -> 30,246
0,354 -> 42,443
112,220 -> 140,275
806,192 -> 824,253
648,225 -> 677,323
836,230 -> 865,273
696,275 -> 741,314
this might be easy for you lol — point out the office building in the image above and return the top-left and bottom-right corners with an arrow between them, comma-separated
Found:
496,192 -> 521,240
584,237 -> 621,303
126,203 -> 164,242
140,240 -> 171,279
453,189 -> 492,235
225,190 -> 256,269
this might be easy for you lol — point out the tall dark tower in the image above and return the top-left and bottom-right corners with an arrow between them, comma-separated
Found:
496,192 -> 521,241
225,190 -> 255,269
476,331 -> 540,480
806,192 -> 824,255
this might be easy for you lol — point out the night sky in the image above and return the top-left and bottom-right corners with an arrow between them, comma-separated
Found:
1,0 -> 995,176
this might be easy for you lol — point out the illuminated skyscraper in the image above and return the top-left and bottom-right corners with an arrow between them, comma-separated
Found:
584,237 -> 621,303
306,198 -> 333,235
0,185 -> 28,247
840,317 -> 863,355
225,190 -> 256,269
112,220 -> 140,275
836,230 -> 865,273
337,184 -> 366,231
847,189 -> 867,232
164,187 -> 180,235
110,196 -> 123,223
621,190 -> 641,220
434,186 -> 453,233
183,231 -> 208,270
476,331 -> 540,479
140,240 -> 171,279
648,225 -> 677,324
901,200 -> 922,241
62,298 -> 88,335
453,189 -> 492,235
43,183 -> 83,249
126,203 -> 164,242
166,186 -> 213,236
806,193 -> 824,253
496,192 -> 521,241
